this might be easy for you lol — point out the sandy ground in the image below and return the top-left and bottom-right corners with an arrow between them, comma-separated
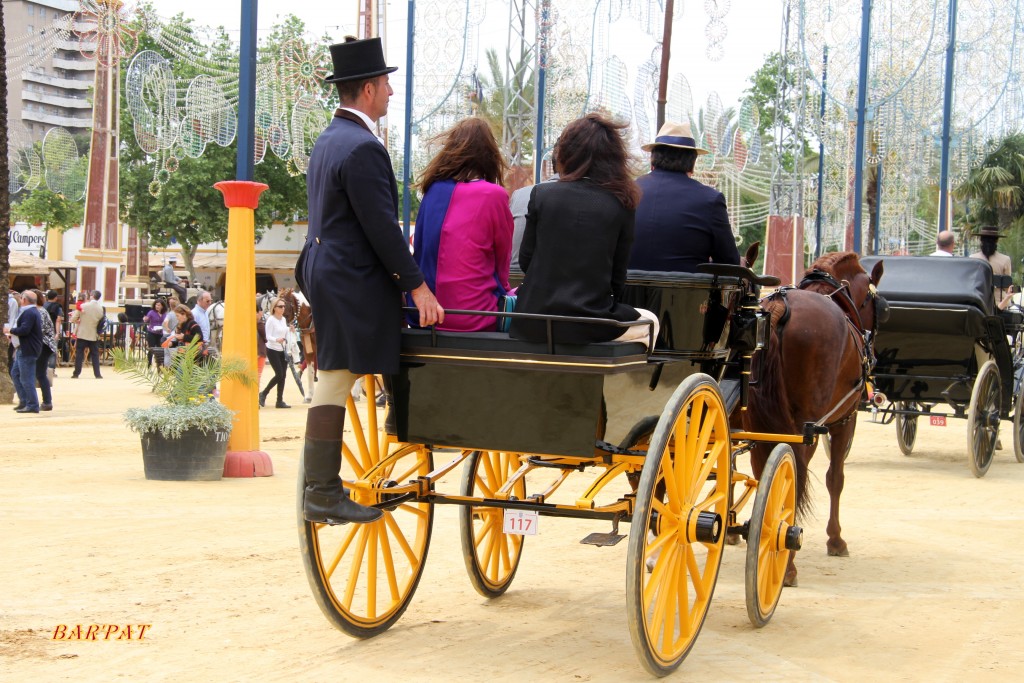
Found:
2,369 -> 1024,682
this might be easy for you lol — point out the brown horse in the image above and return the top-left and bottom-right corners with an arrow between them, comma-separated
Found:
742,252 -> 885,586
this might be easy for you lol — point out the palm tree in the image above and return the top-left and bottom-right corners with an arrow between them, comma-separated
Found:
954,132 -> 1024,233
1,0 -> 16,404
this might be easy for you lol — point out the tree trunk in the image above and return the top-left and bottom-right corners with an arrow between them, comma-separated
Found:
0,0 -> 16,404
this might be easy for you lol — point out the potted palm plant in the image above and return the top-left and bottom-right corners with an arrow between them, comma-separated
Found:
113,340 -> 256,481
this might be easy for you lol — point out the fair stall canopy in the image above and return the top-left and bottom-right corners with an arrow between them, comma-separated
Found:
8,251 -> 77,276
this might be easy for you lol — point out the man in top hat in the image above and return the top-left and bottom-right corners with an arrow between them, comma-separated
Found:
970,226 -> 1014,309
629,121 -> 740,272
296,36 -> 444,525
162,255 -> 187,303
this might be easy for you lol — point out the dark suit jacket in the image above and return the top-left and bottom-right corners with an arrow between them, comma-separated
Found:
629,169 -> 740,272
510,180 -> 640,344
297,110 -> 423,375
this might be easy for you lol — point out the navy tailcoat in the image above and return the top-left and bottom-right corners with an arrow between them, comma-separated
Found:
297,111 -> 423,375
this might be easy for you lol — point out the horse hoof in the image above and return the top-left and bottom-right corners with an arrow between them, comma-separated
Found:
725,532 -> 741,546
783,574 -> 798,588
827,546 -> 850,557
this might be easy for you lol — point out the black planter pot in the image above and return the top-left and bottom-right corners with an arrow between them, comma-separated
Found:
140,428 -> 230,481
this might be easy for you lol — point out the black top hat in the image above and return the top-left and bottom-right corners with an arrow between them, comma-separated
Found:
974,225 -> 1005,239
325,36 -> 398,84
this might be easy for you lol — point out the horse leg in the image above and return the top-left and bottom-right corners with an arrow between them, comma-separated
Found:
781,442 -> 814,587
825,415 -> 856,558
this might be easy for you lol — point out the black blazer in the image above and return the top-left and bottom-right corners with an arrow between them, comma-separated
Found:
297,111 -> 423,375
629,169 -> 740,272
510,180 -> 640,344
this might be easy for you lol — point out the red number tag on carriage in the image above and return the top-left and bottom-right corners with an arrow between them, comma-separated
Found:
929,415 -> 947,427
503,510 -> 538,536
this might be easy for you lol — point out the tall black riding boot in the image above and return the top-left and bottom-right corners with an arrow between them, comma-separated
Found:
302,405 -> 383,525
381,374 -> 397,435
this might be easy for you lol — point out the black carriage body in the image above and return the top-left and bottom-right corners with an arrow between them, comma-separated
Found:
395,272 -> 745,456
862,256 -> 1014,407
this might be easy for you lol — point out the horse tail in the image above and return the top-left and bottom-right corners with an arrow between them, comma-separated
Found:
745,296 -> 812,516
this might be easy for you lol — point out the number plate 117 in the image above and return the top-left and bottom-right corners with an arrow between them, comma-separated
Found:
503,510 -> 539,536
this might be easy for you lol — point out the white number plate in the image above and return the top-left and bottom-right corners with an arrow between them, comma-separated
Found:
502,510 -> 539,536
929,415 -> 947,427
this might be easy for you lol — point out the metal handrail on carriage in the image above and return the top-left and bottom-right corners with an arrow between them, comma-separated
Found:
298,265 -> 808,676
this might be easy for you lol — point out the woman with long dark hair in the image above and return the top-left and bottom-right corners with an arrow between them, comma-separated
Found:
509,113 -> 658,345
170,305 -> 203,348
413,117 -> 513,331
970,226 -> 1014,309
144,299 -> 167,367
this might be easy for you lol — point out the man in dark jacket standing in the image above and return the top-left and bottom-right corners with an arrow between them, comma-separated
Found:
8,290 -> 44,413
629,122 -> 740,272
297,36 -> 444,525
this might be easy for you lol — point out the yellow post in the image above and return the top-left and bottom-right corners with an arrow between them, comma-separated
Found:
214,180 -> 273,477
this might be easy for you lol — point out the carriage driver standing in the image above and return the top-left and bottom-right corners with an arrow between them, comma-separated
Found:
297,36 -> 445,525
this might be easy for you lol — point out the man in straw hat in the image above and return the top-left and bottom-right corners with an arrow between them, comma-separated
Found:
970,226 -> 1014,310
629,121 -> 740,272
296,36 -> 444,525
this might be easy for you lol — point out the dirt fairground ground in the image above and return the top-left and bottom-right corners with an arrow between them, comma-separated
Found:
2,370 -> 1024,682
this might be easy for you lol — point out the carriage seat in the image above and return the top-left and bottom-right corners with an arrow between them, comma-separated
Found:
400,328 -> 648,373
860,255 -> 994,314
860,255 -> 994,338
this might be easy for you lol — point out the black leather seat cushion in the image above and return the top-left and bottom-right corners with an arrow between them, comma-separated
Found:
401,328 -> 647,359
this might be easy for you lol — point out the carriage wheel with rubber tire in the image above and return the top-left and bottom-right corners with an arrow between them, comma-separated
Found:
968,360 -> 1001,478
459,450 -> 526,598
896,402 -> 919,456
626,374 -> 731,677
745,444 -> 799,628
1013,385 -> 1024,464
297,378 -> 434,638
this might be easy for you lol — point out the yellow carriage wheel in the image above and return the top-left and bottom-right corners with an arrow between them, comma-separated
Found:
460,450 -> 526,598
626,374 -> 731,677
744,444 -> 799,628
298,377 -> 434,638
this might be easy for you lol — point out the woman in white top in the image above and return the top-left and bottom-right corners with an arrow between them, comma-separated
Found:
259,297 -> 293,408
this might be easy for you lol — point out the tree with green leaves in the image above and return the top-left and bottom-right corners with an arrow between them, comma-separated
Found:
11,188 -> 85,233
118,11 -> 312,282
954,132 -> 1024,233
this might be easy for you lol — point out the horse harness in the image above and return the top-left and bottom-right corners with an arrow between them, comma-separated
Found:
760,269 -> 881,430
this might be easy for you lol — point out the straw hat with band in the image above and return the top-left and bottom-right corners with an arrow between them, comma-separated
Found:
324,36 -> 398,84
641,121 -> 709,155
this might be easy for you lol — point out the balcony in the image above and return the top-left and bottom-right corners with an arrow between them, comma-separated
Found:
52,56 -> 96,72
22,109 -> 92,130
23,90 -> 92,109
21,70 -> 91,90
57,40 -> 98,53
35,0 -> 80,11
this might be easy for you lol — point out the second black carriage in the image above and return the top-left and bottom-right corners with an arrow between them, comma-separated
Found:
861,255 -> 1024,476
297,266 -> 807,676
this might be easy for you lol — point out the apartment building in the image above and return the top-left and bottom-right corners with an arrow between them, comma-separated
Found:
4,0 -> 95,140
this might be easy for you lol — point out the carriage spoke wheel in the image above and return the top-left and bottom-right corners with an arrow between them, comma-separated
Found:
745,444 -> 798,628
460,451 -> 526,597
627,375 -> 731,677
1014,383 -> 1024,464
298,378 -> 434,638
896,401 -> 919,456
968,360 -> 1001,478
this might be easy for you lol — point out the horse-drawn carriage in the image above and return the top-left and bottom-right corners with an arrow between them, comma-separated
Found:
296,263 -> 826,676
861,255 -> 1024,476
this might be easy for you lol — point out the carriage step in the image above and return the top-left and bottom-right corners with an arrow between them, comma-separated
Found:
580,531 -> 626,547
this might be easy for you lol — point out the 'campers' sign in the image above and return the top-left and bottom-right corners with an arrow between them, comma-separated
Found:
10,223 -> 47,255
